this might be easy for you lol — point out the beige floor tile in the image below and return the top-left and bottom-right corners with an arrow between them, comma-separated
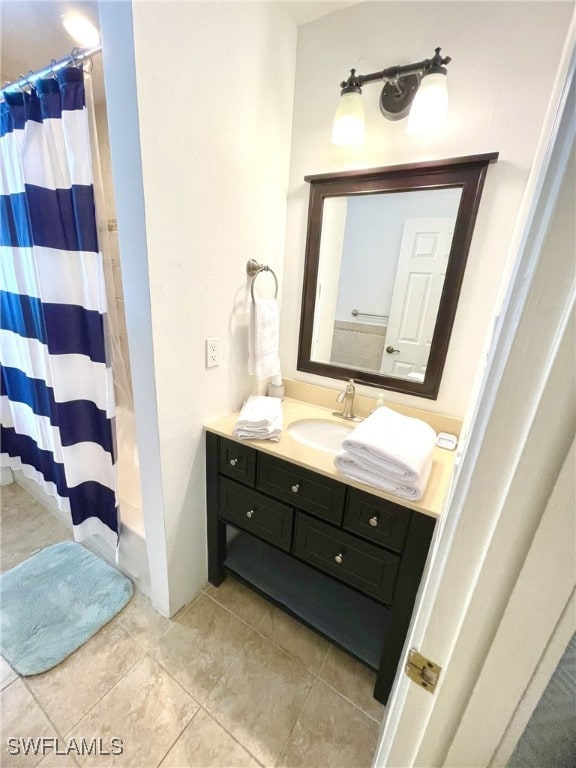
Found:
256,606 -> 330,675
160,707 -> 260,768
318,646 -> 386,721
1,655 -> 18,690
205,634 -> 313,766
1,485 -> 71,574
69,655 -> 198,768
115,588 -> 177,650
204,576 -> 271,628
1,678 -> 58,768
277,678 -> 380,768
26,620 -> 144,735
36,751 -> 79,767
151,593 -> 255,703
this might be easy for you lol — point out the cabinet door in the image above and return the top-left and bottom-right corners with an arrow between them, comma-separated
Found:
258,454 -> 346,525
219,477 -> 293,551
218,438 -> 256,487
293,513 -> 400,604
344,489 -> 411,553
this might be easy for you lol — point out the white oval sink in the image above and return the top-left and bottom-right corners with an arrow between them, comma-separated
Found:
287,418 -> 355,454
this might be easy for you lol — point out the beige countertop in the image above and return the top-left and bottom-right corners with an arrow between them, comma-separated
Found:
205,397 -> 460,519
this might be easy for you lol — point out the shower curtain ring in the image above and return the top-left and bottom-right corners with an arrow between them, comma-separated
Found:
17,74 -> 28,94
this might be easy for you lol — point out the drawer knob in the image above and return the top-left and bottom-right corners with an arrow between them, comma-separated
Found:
229,458 -> 238,467
369,516 -> 378,527
246,509 -> 254,519
291,484 -> 300,493
334,553 -> 343,564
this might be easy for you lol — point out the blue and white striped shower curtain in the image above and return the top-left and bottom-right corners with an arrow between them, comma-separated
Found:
0,67 -> 118,547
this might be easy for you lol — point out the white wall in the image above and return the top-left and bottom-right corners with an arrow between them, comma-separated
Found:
314,196 -> 347,359
130,2 -> 297,613
282,1 -> 574,417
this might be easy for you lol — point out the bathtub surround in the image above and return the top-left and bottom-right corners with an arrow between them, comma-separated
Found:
0,67 -> 118,548
330,319 -> 387,372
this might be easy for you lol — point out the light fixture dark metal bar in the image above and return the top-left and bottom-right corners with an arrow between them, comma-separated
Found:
339,48 -> 451,90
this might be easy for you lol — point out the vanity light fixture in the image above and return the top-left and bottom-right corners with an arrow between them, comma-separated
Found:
331,47 -> 451,145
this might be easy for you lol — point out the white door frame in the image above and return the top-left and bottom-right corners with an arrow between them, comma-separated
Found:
374,24 -> 575,768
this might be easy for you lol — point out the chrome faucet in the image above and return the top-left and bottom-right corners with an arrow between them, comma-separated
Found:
333,379 -> 362,421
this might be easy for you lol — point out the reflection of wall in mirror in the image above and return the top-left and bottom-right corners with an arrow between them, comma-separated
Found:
334,188 -> 462,324
312,197 -> 347,361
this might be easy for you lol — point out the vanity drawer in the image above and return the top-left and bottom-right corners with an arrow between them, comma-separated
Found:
218,477 -> 293,551
258,454 -> 346,526
343,489 -> 411,553
293,513 -> 399,604
218,438 -> 256,487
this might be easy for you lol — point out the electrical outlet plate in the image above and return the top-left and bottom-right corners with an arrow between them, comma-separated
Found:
206,337 -> 219,368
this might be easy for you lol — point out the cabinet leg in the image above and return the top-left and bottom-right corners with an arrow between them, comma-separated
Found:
206,431 -> 226,586
208,516 -> 226,586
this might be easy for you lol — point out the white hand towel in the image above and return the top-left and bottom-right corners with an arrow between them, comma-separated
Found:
248,298 -> 281,381
234,396 -> 283,441
341,406 -> 437,481
235,395 -> 282,429
234,413 -> 283,442
334,450 -> 433,501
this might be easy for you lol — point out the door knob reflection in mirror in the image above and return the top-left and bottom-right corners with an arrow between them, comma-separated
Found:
386,346 -> 400,354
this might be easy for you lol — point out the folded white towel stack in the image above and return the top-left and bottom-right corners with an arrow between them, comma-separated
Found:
234,395 -> 283,441
248,298 -> 281,381
334,406 -> 437,501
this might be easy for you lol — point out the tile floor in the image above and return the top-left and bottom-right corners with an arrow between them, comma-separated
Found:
1,482 -> 385,768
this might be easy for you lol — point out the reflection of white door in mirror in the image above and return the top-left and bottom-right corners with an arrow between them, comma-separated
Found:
380,218 -> 455,378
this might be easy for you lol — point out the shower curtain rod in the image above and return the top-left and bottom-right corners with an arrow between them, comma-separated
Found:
1,46 -> 102,98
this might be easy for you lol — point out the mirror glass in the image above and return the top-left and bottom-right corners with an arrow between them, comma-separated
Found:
298,154 -> 498,398
312,187 -> 462,382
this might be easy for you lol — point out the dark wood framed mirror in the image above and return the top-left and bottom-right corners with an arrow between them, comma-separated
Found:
297,153 -> 498,399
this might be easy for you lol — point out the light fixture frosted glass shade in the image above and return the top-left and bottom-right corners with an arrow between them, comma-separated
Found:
406,72 -> 448,135
62,14 -> 101,48
331,92 -> 365,145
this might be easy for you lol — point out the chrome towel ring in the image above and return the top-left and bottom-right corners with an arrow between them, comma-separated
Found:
247,259 -> 278,303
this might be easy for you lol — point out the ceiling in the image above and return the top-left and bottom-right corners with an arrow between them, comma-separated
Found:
1,1 -> 359,104
1,1 -> 104,100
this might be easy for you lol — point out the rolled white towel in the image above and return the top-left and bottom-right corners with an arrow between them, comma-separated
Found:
334,450 -> 433,501
341,406 -> 436,481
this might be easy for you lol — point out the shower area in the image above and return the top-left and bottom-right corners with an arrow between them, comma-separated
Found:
0,4 -> 149,593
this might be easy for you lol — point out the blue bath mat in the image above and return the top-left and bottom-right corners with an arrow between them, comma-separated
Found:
0,541 -> 133,675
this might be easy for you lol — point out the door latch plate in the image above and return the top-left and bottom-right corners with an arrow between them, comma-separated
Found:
405,648 -> 441,693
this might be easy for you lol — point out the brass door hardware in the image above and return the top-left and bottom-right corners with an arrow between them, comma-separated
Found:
405,649 -> 441,693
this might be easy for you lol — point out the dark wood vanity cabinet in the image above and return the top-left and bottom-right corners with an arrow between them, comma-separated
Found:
206,432 -> 435,704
